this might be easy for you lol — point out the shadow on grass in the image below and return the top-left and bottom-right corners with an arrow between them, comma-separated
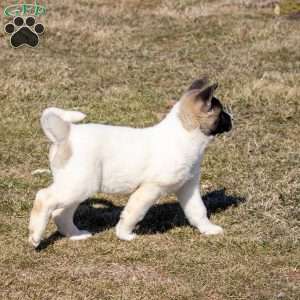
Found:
39,189 -> 245,250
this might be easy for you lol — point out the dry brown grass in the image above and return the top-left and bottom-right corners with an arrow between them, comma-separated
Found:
0,0 -> 299,299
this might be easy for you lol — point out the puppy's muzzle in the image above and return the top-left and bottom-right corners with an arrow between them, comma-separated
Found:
214,111 -> 232,135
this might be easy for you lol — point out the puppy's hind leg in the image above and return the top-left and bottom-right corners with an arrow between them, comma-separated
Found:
29,186 -> 58,248
116,184 -> 163,241
52,203 -> 91,241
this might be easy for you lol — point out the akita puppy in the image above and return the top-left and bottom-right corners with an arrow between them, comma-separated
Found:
29,78 -> 232,247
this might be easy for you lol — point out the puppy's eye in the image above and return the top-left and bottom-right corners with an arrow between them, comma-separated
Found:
207,103 -> 213,112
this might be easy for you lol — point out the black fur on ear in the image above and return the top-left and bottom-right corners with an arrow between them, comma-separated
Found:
196,83 -> 218,102
187,76 -> 209,91
211,82 -> 218,91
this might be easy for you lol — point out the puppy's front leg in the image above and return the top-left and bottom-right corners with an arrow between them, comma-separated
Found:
116,184 -> 162,241
29,187 -> 57,247
176,176 -> 223,235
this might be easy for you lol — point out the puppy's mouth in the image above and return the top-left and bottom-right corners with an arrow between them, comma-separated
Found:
211,111 -> 232,135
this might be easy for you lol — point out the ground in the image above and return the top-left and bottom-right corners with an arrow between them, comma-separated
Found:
0,0 -> 299,299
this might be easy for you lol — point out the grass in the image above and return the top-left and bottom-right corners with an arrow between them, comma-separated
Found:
0,0 -> 299,299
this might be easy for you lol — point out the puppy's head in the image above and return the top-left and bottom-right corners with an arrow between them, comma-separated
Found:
178,77 -> 232,136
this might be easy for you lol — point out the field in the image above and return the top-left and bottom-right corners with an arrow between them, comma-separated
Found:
0,0 -> 299,299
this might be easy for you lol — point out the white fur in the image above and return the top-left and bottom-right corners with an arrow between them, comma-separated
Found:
29,103 -> 223,247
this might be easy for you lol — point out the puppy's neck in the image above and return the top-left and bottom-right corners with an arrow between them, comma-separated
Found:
159,102 -> 213,147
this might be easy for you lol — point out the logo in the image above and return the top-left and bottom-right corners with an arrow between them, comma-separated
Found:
3,1 -> 46,48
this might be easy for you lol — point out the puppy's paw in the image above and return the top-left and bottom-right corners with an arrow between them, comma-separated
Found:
199,224 -> 224,236
117,231 -> 137,241
28,234 -> 41,248
69,230 -> 92,241
116,223 -> 137,241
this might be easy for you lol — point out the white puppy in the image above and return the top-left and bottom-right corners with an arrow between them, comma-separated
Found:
29,78 -> 232,247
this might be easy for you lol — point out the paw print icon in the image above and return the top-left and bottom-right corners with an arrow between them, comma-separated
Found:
4,16 -> 45,48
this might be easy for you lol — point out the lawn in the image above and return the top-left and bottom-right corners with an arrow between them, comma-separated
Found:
0,0 -> 299,299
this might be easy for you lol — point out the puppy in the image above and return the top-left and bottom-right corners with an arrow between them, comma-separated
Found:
29,78 -> 232,247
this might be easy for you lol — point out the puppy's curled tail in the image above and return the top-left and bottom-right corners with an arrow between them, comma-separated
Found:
41,107 -> 86,143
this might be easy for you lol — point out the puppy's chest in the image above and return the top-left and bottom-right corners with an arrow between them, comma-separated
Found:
153,148 -> 201,189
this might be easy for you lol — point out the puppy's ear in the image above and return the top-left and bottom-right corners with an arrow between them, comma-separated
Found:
196,83 -> 217,102
187,77 -> 209,91
211,82 -> 218,91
